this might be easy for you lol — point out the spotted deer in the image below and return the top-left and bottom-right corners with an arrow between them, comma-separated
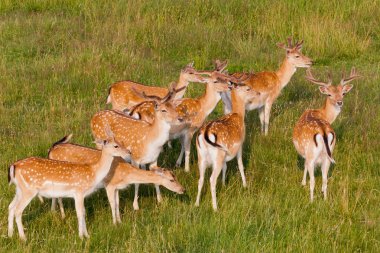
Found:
223,37 -> 313,135
107,62 -> 207,111
47,135 -> 185,224
130,67 -> 243,172
195,83 -> 260,211
7,131 -> 130,241
91,89 -> 182,210
293,68 -> 359,201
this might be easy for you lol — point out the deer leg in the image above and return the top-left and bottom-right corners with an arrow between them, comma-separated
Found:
14,191 -> 36,241
210,152 -> 225,211
74,195 -> 89,238
258,106 -> 265,133
263,102 -> 273,136
222,162 -> 227,186
302,160 -> 308,186
58,198 -> 65,219
115,190 -> 121,223
184,131 -> 194,172
306,159 -> 316,202
237,147 -> 247,187
51,198 -> 57,211
155,185 -> 162,203
321,158 -> 331,200
8,193 -> 19,237
176,136 -> 185,167
106,186 -> 117,225
133,184 -> 140,210
195,151 -> 207,207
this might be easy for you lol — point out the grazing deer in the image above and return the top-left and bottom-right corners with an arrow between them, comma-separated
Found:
223,37 -> 313,135
293,68 -> 359,201
195,83 -> 260,211
107,62 -> 207,111
91,89 -> 182,210
7,132 -> 130,241
47,135 -> 185,224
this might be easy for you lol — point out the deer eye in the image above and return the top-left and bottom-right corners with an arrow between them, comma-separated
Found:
114,145 -> 119,148
295,55 -> 300,58
170,179 -> 175,182
161,109 -> 167,113
246,87 -> 251,91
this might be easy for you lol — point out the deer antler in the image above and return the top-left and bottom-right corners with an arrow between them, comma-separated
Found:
214,59 -> 228,72
305,69 -> 332,87
132,87 -> 163,101
287,36 -> 293,48
340,67 -> 360,85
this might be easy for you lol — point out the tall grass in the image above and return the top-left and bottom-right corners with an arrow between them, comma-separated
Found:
0,0 -> 379,251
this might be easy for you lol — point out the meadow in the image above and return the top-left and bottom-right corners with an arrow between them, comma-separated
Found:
0,0 -> 379,252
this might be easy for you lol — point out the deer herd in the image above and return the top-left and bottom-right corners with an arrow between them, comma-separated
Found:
7,37 -> 360,241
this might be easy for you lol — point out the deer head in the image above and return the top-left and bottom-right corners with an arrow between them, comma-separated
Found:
277,36 -> 313,68
305,68 -> 360,108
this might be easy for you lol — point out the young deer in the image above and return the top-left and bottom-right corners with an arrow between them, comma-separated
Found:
107,62 -> 206,111
7,132 -> 130,241
223,37 -> 313,135
47,135 -> 185,224
195,83 -> 260,211
91,90 -> 181,210
131,68 -> 240,172
293,68 -> 359,201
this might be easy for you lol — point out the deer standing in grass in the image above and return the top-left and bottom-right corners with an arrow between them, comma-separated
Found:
48,135 -> 185,224
130,63 -> 242,172
8,131 -> 130,241
293,68 -> 359,201
91,89 -> 182,210
195,83 -> 260,211
223,37 -> 313,135
107,62 -> 207,111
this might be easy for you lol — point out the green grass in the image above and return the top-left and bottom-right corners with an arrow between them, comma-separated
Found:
0,0 -> 379,251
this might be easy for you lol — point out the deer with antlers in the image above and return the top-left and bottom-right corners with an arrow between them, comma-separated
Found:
293,68 -> 359,201
107,62 -> 207,111
47,134 -> 185,224
8,131 -> 130,241
129,62 -> 242,172
91,87 -> 182,210
195,82 -> 260,211
223,37 -> 313,135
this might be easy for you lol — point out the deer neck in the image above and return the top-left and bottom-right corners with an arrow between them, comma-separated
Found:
319,99 -> 341,124
275,58 -> 297,89
91,151 -> 115,185
231,91 -> 246,123
199,83 -> 222,115
149,112 -> 171,140
126,168 -> 162,185
174,75 -> 189,99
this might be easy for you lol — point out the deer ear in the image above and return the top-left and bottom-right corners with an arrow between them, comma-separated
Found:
342,84 -> 353,94
94,139 -> 104,146
319,86 -> 330,95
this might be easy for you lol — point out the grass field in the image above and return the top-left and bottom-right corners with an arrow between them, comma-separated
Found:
0,0 -> 379,252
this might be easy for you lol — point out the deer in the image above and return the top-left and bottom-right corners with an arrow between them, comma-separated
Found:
47,134 -> 185,224
293,68 -> 359,201
222,37 -> 313,135
91,88 -> 182,210
195,82 -> 260,211
130,65 -> 243,172
7,130 -> 130,241
107,62 -> 207,111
